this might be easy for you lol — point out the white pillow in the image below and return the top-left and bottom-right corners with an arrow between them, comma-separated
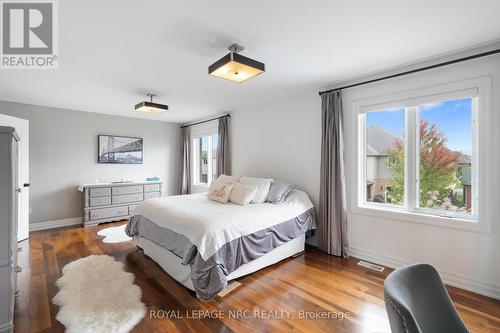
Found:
238,176 -> 273,203
216,175 -> 240,184
208,182 -> 234,203
229,183 -> 258,206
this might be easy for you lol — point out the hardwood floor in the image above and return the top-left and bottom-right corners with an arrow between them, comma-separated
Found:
14,221 -> 500,333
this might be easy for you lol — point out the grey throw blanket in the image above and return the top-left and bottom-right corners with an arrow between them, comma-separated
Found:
126,208 -> 316,300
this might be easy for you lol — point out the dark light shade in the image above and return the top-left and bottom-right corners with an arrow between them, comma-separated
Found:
134,101 -> 168,113
208,52 -> 265,83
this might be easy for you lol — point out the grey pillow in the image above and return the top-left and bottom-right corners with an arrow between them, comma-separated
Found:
266,181 -> 297,204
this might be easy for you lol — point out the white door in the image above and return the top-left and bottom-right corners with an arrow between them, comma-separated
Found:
0,114 -> 29,241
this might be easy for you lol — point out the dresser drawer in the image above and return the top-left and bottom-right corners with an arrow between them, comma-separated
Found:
89,196 -> 111,207
112,185 -> 143,195
89,187 -> 111,197
112,193 -> 143,204
129,204 -> 139,215
90,206 -> 128,220
144,191 -> 160,200
144,184 -> 160,192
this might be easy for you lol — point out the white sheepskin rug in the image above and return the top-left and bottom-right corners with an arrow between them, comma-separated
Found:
53,255 -> 146,333
97,225 -> 132,243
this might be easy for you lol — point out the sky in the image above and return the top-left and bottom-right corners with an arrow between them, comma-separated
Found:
200,135 -> 218,151
366,98 -> 473,154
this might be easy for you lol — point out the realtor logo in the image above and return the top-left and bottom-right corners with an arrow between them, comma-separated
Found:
1,0 -> 58,68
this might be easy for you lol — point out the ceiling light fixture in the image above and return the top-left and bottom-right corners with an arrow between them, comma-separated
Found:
135,93 -> 168,113
208,43 -> 265,83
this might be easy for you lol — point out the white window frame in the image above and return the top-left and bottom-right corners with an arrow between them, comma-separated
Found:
351,77 -> 492,233
190,121 -> 218,193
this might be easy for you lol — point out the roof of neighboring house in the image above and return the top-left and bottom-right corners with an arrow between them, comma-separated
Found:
458,154 -> 472,164
459,166 -> 471,186
366,125 -> 397,156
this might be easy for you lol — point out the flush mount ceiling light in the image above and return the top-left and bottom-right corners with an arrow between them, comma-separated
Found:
208,43 -> 265,83
134,93 -> 168,113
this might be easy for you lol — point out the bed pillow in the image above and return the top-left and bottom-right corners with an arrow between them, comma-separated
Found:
229,183 -> 258,206
266,181 -> 297,204
216,175 -> 240,184
208,182 -> 234,203
238,176 -> 273,203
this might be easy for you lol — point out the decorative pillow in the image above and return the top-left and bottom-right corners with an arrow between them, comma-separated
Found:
229,183 -> 258,206
216,175 -> 240,184
266,181 -> 297,204
208,182 -> 234,203
238,176 -> 273,203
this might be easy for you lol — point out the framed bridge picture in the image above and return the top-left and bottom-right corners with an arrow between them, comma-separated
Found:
98,135 -> 143,164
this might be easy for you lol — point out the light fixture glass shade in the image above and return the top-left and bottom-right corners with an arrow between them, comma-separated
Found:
209,52 -> 265,83
134,101 -> 168,113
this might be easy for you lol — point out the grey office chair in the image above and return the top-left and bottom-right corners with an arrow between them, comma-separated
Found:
384,264 -> 469,333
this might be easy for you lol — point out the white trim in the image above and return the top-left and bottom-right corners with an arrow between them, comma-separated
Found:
29,217 -> 82,232
350,76 -> 492,233
349,246 -> 500,300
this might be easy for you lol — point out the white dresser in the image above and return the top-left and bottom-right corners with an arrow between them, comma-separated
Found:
0,127 -> 20,333
80,181 -> 163,227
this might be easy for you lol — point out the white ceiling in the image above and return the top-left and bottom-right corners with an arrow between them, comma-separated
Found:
1,0 -> 500,123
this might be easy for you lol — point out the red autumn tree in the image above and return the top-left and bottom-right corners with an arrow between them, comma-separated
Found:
387,120 -> 461,207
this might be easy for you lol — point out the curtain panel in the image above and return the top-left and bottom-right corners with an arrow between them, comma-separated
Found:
216,117 -> 231,177
318,90 -> 349,257
179,126 -> 191,194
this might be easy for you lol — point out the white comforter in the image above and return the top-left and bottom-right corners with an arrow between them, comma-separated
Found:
133,189 -> 314,261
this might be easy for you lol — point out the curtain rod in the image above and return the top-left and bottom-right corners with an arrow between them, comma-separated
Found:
319,48 -> 500,95
180,114 -> 230,128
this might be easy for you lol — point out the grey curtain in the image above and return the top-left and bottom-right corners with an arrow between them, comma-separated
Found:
318,90 -> 348,257
216,117 -> 230,177
179,127 -> 191,194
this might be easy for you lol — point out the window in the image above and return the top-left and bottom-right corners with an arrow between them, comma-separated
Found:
417,98 -> 474,216
193,134 -> 218,186
358,91 -> 480,223
365,107 -> 405,206
212,134 -> 218,181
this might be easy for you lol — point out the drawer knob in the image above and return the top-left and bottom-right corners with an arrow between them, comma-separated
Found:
14,266 -> 22,273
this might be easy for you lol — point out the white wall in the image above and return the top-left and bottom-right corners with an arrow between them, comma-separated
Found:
0,101 -> 180,225
231,91 -> 321,209
230,54 -> 500,299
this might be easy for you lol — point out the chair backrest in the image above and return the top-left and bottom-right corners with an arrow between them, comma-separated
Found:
384,264 -> 469,333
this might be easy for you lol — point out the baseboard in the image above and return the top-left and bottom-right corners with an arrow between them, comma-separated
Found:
30,217 -> 82,232
349,246 -> 500,300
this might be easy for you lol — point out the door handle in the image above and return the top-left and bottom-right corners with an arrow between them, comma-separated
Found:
23,183 -> 30,187
15,188 -> 21,193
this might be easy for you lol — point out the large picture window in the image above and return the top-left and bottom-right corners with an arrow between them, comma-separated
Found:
358,89 -> 481,221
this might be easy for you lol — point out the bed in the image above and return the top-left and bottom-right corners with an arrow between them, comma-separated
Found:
125,189 -> 316,301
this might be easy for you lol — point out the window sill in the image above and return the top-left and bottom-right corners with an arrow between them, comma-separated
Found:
352,205 -> 491,234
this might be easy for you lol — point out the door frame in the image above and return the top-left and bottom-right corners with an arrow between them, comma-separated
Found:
0,114 -> 29,241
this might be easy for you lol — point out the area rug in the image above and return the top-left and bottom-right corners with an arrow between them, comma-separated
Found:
97,224 -> 132,243
53,255 -> 146,333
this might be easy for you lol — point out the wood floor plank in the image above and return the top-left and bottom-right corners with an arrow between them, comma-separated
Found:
15,222 -> 500,333
29,273 -> 51,333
